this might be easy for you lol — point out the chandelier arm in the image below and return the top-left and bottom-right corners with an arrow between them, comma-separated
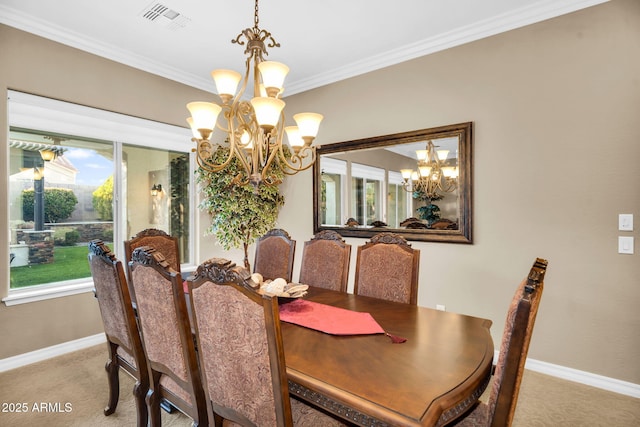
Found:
278,146 -> 316,174
193,138 -> 235,173
280,159 -> 315,175
226,97 -> 255,178
259,132 -> 282,183
262,174 -> 282,186
200,111 -> 243,173
231,172 -> 250,187
260,110 -> 285,173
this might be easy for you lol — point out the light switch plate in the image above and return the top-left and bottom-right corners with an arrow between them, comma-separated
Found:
618,236 -> 634,254
619,214 -> 633,231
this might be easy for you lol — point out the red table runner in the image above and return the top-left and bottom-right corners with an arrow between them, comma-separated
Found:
279,299 -> 405,343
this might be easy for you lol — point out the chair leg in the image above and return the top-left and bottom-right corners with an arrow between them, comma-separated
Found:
213,412 -> 224,427
103,346 -> 119,416
160,399 -> 176,413
147,387 -> 162,427
133,379 -> 149,427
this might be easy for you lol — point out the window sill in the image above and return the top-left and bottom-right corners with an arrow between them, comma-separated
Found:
2,279 -> 95,306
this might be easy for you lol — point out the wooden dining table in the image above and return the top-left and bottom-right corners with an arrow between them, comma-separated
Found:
280,287 -> 494,427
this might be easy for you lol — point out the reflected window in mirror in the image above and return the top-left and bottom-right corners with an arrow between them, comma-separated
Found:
351,163 -> 384,227
388,172 -> 410,229
319,157 -> 346,226
313,122 -> 472,243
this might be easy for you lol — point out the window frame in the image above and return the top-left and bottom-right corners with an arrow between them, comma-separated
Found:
351,162 -> 385,226
319,157 -> 347,226
3,91 -> 195,306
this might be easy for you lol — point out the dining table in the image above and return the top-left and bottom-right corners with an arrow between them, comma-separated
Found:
280,286 -> 494,427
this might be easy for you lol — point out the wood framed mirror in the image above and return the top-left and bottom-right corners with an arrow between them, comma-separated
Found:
313,122 -> 472,243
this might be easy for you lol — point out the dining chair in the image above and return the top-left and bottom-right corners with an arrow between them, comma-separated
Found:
298,230 -> 351,292
128,246 -> 208,427
87,239 -> 149,427
253,228 -> 296,282
124,228 -> 181,278
187,257 -> 347,427
446,257 -> 548,427
353,232 -> 420,305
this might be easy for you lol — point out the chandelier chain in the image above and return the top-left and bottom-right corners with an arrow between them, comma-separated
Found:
254,0 -> 259,29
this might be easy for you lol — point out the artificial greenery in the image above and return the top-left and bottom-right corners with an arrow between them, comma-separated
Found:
417,203 -> 441,226
196,146 -> 285,269
21,188 -> 78,223
413,189 -> 443,226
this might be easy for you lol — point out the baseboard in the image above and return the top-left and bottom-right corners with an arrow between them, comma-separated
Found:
1,335 -> 638,399
491,350 -> 640,399
524,357 -> 640,399
0,333 -> 106,373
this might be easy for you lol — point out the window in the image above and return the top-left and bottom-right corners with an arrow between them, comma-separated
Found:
5,91 -> 194,305
320,157 -> 347,226
387,171 -> 410,228
351,163 -> 384,226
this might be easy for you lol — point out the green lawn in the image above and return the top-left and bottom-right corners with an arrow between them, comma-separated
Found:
10,244 -> 93,288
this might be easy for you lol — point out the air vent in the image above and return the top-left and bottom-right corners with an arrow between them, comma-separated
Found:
139,2 -> 191,30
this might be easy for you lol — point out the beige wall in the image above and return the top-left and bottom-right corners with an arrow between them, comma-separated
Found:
280,0 -> 640,384
0,24 -> 214,358
1,0 -> 639,385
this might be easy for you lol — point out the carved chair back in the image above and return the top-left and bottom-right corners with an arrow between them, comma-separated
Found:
354,232 -> 420,305
188,258 -> 347,427
189,258 -> 289,426
87,239 -> 148,426
124,228 -> 181,276
298,230 -> 351,292
450,258 -> 548,427
253,228 -> 296,282
128,246 -> 207,427
487,258 -> 548,426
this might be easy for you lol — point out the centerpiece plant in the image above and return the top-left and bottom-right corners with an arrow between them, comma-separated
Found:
196,146 -> 285,270
413,189 -> 442,227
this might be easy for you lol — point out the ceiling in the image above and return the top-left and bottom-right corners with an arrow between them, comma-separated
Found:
0,0 -> 606,95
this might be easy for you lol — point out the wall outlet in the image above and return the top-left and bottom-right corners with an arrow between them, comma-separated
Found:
436,304 -> 446,311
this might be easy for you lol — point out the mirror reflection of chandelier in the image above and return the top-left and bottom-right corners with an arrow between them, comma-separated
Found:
400,140 -> 459,199
186,0 -> 323,188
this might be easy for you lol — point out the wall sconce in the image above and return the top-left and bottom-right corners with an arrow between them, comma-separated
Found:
151,184 -> 162,197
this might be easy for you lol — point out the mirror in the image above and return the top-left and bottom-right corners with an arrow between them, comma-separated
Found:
313,122 -> 472,243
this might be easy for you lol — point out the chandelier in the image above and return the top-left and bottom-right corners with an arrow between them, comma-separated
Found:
400,140 -> 459,200
186,0 -> 323,188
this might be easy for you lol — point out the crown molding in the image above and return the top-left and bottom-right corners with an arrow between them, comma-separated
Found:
285,0 -> 609,95
0,0 -> 609,95
0,4 -> 213,92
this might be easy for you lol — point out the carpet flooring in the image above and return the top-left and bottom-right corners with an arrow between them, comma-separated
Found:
0,344 -> 638,426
